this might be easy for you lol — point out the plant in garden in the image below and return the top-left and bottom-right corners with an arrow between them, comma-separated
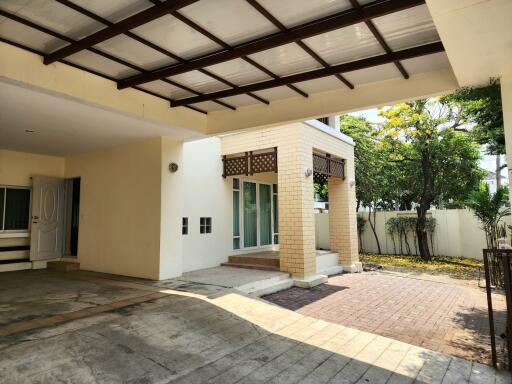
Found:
380,100 -> 484,261
467,183 -> 510,249
357,216 -> 366,252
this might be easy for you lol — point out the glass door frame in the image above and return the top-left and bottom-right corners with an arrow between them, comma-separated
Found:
232,177 -> 278,251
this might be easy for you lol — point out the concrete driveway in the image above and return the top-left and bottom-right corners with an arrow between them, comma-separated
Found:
0,270 -> 509,383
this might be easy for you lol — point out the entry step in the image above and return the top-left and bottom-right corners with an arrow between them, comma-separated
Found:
221,262 -> 280,272
47,261 -> 80,272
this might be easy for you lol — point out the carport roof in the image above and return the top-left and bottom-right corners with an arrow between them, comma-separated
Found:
0,0 -> 449,114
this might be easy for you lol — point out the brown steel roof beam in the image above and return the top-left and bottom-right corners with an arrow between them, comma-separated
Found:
118,0 -> 425,89
54,0 -> 255,107
349,0 -> 409,79
43,0 -> 198,64
170,7 -> 308,98
0,9 -> 231,111
170,41 -> 444,107
246,0 -> 353,89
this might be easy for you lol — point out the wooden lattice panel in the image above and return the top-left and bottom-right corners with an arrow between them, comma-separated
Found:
223,155 -> 247,177
330,158 -> 345,179
313,153 -> 329,174
251,151 -> 277,174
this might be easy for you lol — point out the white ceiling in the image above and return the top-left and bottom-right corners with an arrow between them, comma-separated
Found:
427,0 -> 512,86
0,79 -> 202,157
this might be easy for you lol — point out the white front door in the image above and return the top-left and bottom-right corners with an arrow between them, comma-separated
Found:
30,176 -> 65,261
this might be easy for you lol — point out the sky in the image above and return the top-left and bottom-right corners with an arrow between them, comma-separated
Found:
345,108 -> 508,185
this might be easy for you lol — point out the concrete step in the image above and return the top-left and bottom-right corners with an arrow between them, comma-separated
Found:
47,261 -> 80,272
236,273 -> 293,297
228,255 -> 280,267
0,261 -> 32,272
221,262 -> 280,272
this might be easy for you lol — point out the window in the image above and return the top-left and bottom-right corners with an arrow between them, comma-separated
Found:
0,187 -> 31,232
200,217 -> 212,234
182,217 -> 188,235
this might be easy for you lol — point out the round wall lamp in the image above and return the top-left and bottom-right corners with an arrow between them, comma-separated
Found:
169,162 -> 179,173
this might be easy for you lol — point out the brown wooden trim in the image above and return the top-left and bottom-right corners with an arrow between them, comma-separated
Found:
170,42 -> 444,107
118,0 -> 425,89
43,0 -> 198,64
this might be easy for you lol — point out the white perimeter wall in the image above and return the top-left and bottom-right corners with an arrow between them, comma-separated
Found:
315,210 -> 512,260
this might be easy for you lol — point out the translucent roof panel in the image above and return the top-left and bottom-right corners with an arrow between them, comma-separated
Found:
252,86 -> 299,102
0,0 -> 104,41
293,76 -> 349,95
219,94 -> 260,108
258,0 -> 352,28
303,23 -> 385,66
204,58 -> 272,87
179,0 -> 278,47
68,0 -> 150,23
189,101 -> 228,113
248,43 -> 322,77
342,63 -> 402,86
95,35 -> 173,70
401,52 -> 450,75
65,50 -> 138,79
372,4 -> 439,51
168,71 -> 231,95
132,14 -> 219,61
0,17 -> 64,54
136,80 -> 195,100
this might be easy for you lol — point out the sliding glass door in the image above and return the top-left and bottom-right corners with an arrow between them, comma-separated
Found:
234,178 -> 278,250
259,184 -> 272,246
243,181 -> 257,247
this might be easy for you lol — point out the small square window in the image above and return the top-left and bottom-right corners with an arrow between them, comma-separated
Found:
233,178 -> 240,190
182,217 -> 188,235
200,217 -> 212,234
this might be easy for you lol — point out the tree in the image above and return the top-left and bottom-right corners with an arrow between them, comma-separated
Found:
442,81 -> 504,186
380,100 -> 484,261
339,114 -> 388,254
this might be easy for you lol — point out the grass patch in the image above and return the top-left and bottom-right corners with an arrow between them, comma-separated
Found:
360,253 -> 483,280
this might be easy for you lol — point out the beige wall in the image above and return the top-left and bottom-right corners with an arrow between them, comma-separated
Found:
65,139 -> 163,279
0,149 -> 65,251
0,149 -> 65,187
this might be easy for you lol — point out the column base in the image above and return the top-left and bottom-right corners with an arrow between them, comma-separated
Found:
317,264 -> 344,276
294,274 -> 328,288
341,262 -> 362,273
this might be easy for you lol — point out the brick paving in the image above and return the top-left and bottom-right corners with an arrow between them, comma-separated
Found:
264,272 -> 508,365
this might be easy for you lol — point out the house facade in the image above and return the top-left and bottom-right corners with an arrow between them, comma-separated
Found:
1,1 -> 511,287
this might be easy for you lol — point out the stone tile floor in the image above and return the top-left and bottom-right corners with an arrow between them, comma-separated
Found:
264,272 -> 508,366
0,270 -> 510,383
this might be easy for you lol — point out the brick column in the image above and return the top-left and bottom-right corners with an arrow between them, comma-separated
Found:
277,140 -> 316,279
328,158 -> 360,271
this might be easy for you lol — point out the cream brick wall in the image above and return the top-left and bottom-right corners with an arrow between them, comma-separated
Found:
221,122 -> 357,277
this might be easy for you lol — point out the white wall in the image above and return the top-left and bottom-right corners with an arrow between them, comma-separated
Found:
182,137 -> 231,272
315,209 -> 512,260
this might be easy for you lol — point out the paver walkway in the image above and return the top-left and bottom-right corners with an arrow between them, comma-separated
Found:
264,272 -> 508,366
0,270 -> 510,383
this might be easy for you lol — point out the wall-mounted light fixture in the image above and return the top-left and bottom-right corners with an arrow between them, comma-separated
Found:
169,162 -> 179,173
304,167 -> 313,178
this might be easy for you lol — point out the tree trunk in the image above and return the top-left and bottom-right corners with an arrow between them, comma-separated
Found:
496,155 -> 501,189
367,206 -> 382,254
416,150 -> 433,261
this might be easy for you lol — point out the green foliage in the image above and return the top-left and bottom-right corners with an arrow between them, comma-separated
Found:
379,100 -> 485,209
442,81 -> 504,156
466,183 -> 510,248
386,216 -> 437,256
313,182 -> 328,200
